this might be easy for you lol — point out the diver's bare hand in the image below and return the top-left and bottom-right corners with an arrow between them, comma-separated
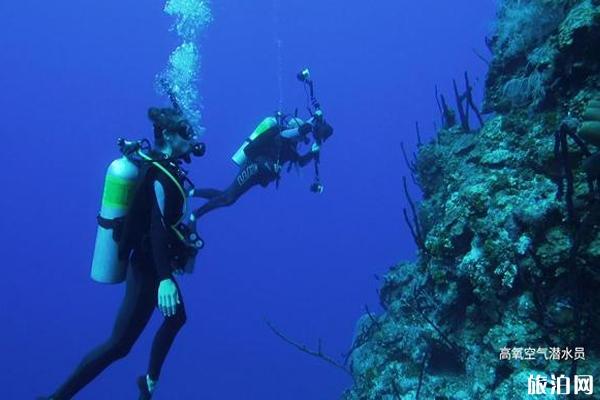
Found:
158,278 -> 180,317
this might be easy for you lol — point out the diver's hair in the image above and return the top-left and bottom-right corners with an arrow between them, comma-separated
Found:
148,107 -> 190,145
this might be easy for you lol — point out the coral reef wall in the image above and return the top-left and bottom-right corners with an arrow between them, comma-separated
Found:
343,1 -> 600,399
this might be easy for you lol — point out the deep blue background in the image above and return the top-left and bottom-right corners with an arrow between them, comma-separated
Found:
0,1 -> 495,398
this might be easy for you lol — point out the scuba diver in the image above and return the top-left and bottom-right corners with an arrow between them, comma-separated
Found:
189,68 -> 333,224
38,107 -> 205,400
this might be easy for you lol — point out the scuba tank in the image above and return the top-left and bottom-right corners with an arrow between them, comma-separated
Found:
91,154 -> 141,283
231,116 -> 279,166
91,138 -> 204,283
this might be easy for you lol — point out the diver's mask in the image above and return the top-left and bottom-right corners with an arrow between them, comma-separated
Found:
175,122 -> 206,163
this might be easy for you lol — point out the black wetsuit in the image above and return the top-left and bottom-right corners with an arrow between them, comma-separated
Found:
50,157 -> 190,400
192,126 -> 317,219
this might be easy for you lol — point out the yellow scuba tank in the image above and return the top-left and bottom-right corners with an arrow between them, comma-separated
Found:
231,116 -> 278,166
91,156 -> 140,284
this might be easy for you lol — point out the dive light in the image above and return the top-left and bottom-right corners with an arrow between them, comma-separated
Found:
297,68 -> 311,82
310,182 -> 324,194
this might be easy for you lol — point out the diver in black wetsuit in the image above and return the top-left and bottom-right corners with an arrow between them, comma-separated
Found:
189,113 -> 333,223
39,107 -> 204,400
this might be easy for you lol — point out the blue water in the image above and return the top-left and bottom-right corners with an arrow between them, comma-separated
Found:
0,0 -> 495,398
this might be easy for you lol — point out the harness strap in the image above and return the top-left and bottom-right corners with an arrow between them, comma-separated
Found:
97,215 -> 125,242
137,151 -> 191,245
138,151 -> 188,223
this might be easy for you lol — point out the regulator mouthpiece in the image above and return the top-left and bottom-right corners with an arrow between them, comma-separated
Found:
181,142 -> 206,163
191,142 -> 206,157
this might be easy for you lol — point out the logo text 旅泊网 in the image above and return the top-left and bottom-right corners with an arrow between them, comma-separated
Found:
528,374 -> 593,396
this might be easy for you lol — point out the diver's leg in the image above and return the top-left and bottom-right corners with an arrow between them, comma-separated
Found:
192,163 -> 262,219
192,188 -> 223,199
50,259 -> 157,399
146,277 -> 187,384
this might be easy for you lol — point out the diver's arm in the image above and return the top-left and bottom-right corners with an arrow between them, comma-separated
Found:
280,116 -> 306,139
297,143 -> 320,167
151,179 -> 181,317
297,152 -> 315,167
280,127 -> 301,139
188,188 -> 222,199
280,119 -> 313,139
150,180 -> 175,281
